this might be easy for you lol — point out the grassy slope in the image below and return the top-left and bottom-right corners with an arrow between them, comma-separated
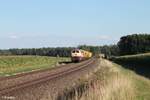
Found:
116,53 -> 150,58
79,58 -> 150,100
0,56 -> 70,76
110,53 -> 150,100
118,63 -> 150,100
111,53 -> 150,66
134,75 -> 150,100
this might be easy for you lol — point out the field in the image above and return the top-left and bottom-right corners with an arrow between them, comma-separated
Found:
111,53 -> 150,65
0,56 -> 70,76
111,53 -> 150,78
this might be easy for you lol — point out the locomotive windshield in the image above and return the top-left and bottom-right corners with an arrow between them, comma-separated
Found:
72,50 -> 75,53
76,50 -> 79,53
72,50 -> 80,53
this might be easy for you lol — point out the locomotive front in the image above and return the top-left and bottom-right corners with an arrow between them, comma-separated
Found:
71,49 -> 83,62
71,49 -> 92,62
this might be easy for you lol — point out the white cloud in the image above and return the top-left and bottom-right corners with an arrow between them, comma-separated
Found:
98,35 -> 110,40
9,35 -> 19,39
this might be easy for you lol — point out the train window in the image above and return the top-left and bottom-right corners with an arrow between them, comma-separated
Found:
76,50 -> 79,53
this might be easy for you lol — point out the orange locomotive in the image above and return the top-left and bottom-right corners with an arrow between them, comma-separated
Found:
71,49 -> 92,62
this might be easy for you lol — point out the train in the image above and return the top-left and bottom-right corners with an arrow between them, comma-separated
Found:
71,49 -> 92,62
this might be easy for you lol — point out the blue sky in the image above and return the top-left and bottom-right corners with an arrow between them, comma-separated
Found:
0,0 -> 150,49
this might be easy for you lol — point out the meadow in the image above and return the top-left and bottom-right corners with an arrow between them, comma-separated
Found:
0,56 -> 70,76
111,53 -> 150,66
111,53 -> 150,78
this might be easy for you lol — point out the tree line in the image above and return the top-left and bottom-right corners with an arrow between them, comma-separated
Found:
0,47 -> 73,57
0,45 -> 120,57
118,34 -> 150,55
0,34 -> 149,57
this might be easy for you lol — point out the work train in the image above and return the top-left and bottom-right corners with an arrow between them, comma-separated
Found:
71,49 -> 92,62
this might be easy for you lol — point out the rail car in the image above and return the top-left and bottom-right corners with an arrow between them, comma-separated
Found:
71,49 -> 92,62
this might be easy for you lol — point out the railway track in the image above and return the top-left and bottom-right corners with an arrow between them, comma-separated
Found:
0,62 -> 73,81
0,58 -> 94,90
0,57 -> 97,96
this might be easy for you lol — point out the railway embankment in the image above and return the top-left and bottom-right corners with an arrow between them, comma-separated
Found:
59,59 -> 150,100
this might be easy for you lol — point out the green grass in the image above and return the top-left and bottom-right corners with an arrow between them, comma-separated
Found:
110,53 -> 150,100
111,53 -> 150,78
47,57 -> 150,100
134,74 -> 150,100
111,53 -> 150,66
115,62 -> 150,100
0,56 -> 70,76
115,63 -> 150,100
81,60 -> 137,100
77,59 -> 150,100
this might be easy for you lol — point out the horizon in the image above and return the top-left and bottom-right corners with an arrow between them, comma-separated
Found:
1,0 -> 150,49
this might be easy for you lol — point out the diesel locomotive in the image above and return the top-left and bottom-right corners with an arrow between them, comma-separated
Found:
71,49 -> 92,62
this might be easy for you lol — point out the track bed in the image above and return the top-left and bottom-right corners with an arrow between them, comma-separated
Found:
0,58 -> 99,100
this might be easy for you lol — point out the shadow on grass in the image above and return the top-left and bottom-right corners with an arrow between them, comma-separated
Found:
112,60 -> 150,79
58,61 -> 73,64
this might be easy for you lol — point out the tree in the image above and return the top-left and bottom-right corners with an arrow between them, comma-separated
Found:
118,34 -> 150,55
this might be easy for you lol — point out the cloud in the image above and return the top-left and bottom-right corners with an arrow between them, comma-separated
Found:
9,35 -> 19,39
98,35 -> 110,40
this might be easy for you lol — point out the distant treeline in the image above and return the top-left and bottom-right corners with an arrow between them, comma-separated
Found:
1,34 -> 149,57
118,34 -> 150,55
0,47 -> 73,57
0,45 -> 120,57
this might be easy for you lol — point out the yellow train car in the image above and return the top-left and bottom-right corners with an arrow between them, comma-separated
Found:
71,49 -> 92,62
80,50 -> 92,58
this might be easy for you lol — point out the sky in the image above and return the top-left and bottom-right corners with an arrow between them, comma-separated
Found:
0,0 -> 150,49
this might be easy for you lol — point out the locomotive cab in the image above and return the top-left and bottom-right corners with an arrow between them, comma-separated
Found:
71,49 -> 83,62
71,49 -> 92,62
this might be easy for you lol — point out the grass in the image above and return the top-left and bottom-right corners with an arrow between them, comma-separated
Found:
109,53 -> 150,100
64,58 -> 150,100
111,53 -> 150,78
79,59 -> 136,100
2,54 -> 149,100
0,55 -> 70,76
134,74 -> 150,100
111,53 -> 150,66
